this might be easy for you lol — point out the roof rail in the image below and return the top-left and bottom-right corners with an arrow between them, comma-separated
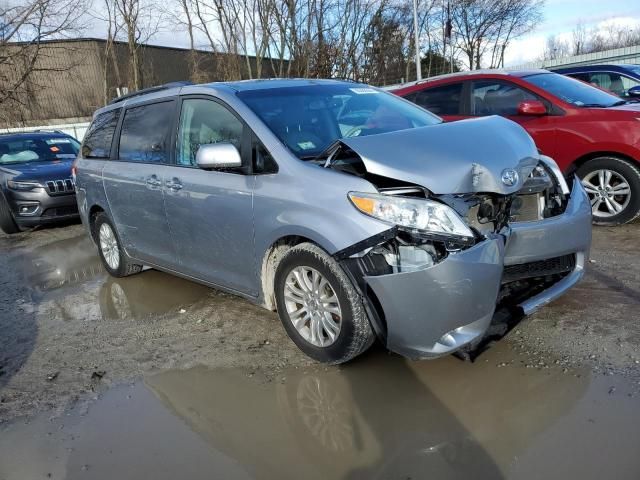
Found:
109,81 -> 194,105
330,77 -> 358,83
33,129 -> 64,134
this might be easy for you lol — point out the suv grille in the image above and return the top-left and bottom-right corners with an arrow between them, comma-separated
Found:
502,254 -> 575,283
46,178 -> 75,195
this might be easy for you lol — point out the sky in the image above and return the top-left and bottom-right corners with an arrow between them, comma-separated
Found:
503,0 -> 640,66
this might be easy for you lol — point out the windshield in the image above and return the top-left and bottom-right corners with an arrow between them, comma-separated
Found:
238,84 -> 441,159
524,73 -> 623,107
0,135 -> 80,165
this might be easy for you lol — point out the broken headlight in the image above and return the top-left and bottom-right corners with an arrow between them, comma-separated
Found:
348,192 -> 474,241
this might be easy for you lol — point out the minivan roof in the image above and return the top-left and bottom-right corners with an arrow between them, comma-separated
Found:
94,78 -> 364,117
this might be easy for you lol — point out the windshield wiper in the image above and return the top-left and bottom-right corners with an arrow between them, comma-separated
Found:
609,100 -> 628,107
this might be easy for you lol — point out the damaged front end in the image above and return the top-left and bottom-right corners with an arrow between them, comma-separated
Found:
326,122 -> 592,360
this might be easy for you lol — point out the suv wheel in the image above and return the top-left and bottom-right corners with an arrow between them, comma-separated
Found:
0,192 -> 21,234
93,213 -> 143,277
577,157 -> 640,225
274,243 -> 375,364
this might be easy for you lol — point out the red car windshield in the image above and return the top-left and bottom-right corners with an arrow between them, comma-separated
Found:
524,73 -> 623,108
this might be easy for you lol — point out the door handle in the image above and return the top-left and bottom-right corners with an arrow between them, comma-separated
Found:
145,175 -> 162,187
166,178 -> 183,191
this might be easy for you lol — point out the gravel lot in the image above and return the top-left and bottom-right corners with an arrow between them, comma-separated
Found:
1,221 -> 639,423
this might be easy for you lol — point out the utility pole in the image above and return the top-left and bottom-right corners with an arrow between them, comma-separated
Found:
413,0 -> 422,80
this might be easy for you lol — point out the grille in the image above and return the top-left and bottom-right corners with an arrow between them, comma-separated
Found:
502,254 -> 575,283
42,205 -> 79,217
46,178 -> 75,195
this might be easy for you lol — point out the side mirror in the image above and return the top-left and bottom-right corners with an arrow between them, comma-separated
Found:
517,100 -> 547,116
196,143 -> 242,170
627,86 -> 640,98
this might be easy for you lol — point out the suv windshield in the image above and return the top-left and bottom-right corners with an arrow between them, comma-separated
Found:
238,84 -> 441,159
0,135 -> 80,165
524,73 -> 623,107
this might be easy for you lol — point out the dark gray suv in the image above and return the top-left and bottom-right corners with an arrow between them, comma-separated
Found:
0,132 -> 80,234
75,80 -> 592,364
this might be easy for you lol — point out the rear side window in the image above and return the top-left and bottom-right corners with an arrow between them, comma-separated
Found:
411,83 -> 463,115
118,101 -> 174,163
82,109 -> 120,159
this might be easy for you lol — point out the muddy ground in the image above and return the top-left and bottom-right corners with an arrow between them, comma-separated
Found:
1,222 -> 639,478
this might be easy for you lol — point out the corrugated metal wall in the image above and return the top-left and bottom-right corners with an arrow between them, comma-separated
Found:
510,45 -> 640,70
1,39 -> 281,129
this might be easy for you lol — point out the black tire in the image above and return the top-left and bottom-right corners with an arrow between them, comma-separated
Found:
577,156 -> 640,226
93,212 -> 143,278
274,243 -> 375,364
0,192 -> 21,234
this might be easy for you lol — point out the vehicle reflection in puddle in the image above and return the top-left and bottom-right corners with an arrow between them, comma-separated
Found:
144,353 -> 598,479
13,234 -> 212,321
2,351 -> 640,479
98,272 -> 212,321
14,235 -> 105,294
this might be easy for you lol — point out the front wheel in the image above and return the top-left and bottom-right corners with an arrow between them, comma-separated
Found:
274,243 -> 375,364
0,193 -> 21,234
577,157 -> 640,226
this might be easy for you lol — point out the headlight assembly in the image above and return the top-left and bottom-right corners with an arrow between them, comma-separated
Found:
7,180 -> 43,191
348,192 -> 474,241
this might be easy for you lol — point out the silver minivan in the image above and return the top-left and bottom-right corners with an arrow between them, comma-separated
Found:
75,79 -> 592,364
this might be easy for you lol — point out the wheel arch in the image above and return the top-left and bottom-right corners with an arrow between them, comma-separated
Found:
259,234 -> 328,311
88,204 -> 106,242
567,151 -> 640,177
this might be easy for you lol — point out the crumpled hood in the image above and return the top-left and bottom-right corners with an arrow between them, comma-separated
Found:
339,116 -> 540,194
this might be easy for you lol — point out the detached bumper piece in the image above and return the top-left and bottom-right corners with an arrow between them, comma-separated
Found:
338,177 -> 592,360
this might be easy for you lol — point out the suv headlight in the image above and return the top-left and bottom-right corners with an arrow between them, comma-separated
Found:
348,192 -> 474,240
7,180 -> 43,191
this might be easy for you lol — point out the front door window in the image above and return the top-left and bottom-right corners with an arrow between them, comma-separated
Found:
471,81 -> 538,116
176,98 -> 243,167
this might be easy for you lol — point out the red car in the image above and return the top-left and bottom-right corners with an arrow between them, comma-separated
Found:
392,70 -> 640,225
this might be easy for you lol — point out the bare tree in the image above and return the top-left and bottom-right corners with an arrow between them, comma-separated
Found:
111,0 -> 163,90
0,0 -> 86,120
572,22 -> 587,55
542,34 -> 569,61
449,0 -> 542,70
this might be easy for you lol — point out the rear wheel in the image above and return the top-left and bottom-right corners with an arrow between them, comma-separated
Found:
0,193 -> 21,234
577,157 -> 640,226
274,243 -> 375,364
93,213 -> 143,277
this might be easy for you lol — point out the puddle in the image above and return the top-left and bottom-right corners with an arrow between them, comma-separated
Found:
1,349 -> 639,480
12,234 -> 212,321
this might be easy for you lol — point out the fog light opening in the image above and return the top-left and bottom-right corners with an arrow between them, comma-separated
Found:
18,204 -> 39,216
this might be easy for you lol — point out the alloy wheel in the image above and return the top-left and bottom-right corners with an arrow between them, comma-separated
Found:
581,169 -> 631,218
283,266 -> 342,348
99,223 -> 120,270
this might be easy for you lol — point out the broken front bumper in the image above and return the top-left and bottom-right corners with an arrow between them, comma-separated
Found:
345,177 -> 592,360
